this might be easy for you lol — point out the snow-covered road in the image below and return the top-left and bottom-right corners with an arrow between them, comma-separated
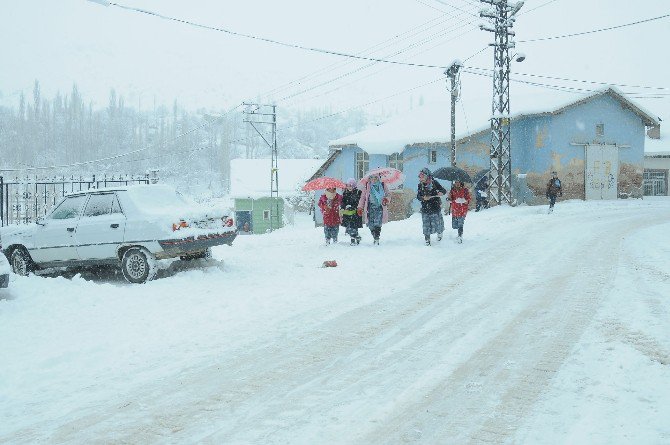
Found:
1,199 -> 669,444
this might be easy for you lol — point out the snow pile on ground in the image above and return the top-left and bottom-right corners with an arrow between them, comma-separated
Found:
1,198 -> 669,443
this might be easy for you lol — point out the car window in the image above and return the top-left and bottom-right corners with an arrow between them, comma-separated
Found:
84,193 -> 115,217
50,195 -> 87,220
111,194 -> 123,215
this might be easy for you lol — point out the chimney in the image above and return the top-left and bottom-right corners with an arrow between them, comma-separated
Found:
647,125 -> 661,140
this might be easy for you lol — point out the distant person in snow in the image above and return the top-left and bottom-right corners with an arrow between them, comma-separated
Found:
341,178 -> 363,245
447,180 -> 471,244
318,187 -> 342,245
475,178 -> 489,212
545,171 -> 563,213
358,174 -> 389,245
417,168 -> 446,246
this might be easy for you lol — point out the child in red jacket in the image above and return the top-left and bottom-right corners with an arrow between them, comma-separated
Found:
447,181 -> 471,243
318,187 -> 342,244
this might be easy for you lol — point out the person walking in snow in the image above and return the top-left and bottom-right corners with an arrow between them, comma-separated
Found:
417,168 -> 446,246
447,180 -> 471,243
358,174 -> 389,245
341,178 -> 363,245
318,187 -> 342,244
545,171 -> 562,213
475,178 -> 489,212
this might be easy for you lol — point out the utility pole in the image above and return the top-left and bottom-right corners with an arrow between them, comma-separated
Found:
243,103 -> 280,231
479,0 -> 524,205
445,60 -> 462,167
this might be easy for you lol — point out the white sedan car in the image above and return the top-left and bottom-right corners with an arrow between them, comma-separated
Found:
0,184 -> 236,283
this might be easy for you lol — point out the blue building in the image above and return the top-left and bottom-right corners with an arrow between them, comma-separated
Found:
310,88 -> 660,223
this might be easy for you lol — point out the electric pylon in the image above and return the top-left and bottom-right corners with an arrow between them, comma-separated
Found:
243,103 -> 280,231
479,0 -> 524,205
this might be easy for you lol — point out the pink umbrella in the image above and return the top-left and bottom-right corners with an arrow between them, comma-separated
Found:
358,167 -> 405,190
302,177 -> 347,191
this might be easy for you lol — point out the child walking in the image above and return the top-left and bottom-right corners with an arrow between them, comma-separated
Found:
447,180 -> 471,243
318,187 -> 342,244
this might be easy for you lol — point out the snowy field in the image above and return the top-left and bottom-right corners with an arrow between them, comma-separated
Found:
1,198 -> 669,444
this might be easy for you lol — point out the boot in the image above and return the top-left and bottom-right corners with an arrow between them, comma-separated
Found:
425,235 -> 431,246
350,237 -> 356,246
437,232 -> 443,241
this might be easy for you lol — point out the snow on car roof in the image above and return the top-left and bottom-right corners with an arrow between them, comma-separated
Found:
64,183 -> 168,195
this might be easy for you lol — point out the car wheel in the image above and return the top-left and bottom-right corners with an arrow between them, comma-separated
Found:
10,248 -> 34,276
121,247 -> 158,284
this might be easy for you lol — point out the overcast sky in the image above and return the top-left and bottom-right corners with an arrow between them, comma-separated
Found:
1,0 -> 668,126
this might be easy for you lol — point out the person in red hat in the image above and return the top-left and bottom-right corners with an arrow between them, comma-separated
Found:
447,180 -> 471,243
318,187 -> 342,244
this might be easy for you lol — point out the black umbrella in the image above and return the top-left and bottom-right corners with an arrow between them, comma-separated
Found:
473,169 -> 489,187
433,166 -> 472,183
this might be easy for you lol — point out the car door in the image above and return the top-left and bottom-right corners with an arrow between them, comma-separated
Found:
75,192 -> 127,261
30,194 -> 88,264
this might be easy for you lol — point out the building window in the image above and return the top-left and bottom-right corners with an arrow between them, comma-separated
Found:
429,149 -> 438,164
263,210 -> 270,220
389,153 -> 403,171
356,151 -> 369,180
596,123 -> 604,137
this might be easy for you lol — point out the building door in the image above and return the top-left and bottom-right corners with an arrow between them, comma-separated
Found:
585,145 -> 619,200
644,170 -> 668,196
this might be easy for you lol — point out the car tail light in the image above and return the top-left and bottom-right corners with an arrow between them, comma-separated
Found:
172,220 -> 189,231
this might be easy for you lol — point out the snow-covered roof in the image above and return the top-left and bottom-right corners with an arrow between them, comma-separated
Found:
230,158 -> 323,199
330,88 -> 661,155
645,127 -> 670,156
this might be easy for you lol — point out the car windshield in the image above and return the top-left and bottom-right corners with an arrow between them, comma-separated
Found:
125,186 -> 199,215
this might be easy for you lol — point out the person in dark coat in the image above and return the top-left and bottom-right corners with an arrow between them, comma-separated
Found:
545,171 -> 562,213
417,168 -> 446,246
318,187 -> 342,244
341,178 -> 363,245
447,180 -> 471,243
475,177 -> 488,212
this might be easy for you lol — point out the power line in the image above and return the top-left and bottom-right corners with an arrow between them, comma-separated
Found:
261,10 -> 469,99
103,1 -> 454,71
281,77 -> 446,130
279,13 -> 481,106
520,0 -> 560,15
463,65 -> 670,91
518,12 -> 670,42
463,68 -> 669,98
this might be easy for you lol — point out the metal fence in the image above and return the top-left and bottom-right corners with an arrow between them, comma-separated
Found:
0,174 -> 154,226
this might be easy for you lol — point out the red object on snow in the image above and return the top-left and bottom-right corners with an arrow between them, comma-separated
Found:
302,177 -> 347,191
358,167 -> 404,190
322,260 -> 338,268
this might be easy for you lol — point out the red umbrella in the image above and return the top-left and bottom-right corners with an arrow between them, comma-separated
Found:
302,177 -> 347,191
358,167 -> 405,190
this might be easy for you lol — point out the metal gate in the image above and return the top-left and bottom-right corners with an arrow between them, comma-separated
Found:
585,144 -> 619,200
644,170 -> 668,196
0,174 -> 152,226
